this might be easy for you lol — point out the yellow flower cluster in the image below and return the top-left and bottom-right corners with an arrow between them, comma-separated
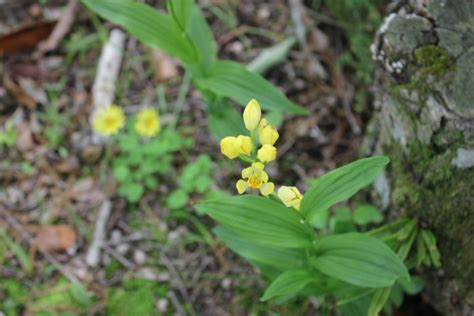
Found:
219,98 -> 304,210
92,105 -> 160,138
220,99 -> 280,196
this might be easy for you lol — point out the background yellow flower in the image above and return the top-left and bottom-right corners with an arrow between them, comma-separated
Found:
92,105 -> 125,135
135,107 -> 160,137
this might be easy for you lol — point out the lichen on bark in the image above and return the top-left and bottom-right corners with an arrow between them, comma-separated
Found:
368,0 -> 474,314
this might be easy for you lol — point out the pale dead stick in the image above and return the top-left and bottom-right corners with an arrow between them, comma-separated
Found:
34,0 -> 80,58
90,28 -> 126,127
85,199 -> 111,267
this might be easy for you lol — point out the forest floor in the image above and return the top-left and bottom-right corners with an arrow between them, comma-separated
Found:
0,0 -> 390,315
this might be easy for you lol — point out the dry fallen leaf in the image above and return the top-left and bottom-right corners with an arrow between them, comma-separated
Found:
0,21 -> 56,54
3,75 -> 36,109
35,225 -> 76,253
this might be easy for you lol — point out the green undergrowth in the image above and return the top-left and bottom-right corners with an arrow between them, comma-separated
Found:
387,140 -> 474,294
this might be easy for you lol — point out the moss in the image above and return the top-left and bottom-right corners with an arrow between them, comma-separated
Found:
394,44 -> 456,100
386,139 -> 474,294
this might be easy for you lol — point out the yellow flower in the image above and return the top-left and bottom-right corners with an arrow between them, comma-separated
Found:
257,144 -> 277,163
92,105 -> 125,136
278,186 -> 303,210
243,99 -> 261,131
220,135 -> 252,159
258,119 -> 279,145
135,107 -> 160,137
236,162 -> 274,196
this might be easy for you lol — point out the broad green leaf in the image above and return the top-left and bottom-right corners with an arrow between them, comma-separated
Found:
82,0 -> 197,63
353,204 -> 383,225
167,0 -> 194,31
196,60 -> 307,114
301,156 -> 389,226
214,226 -> 306,271
311,233 -> 409,288
196,195 -> 313,248
368,287 -> 391,316
185,6 -> 217,76
261,269 -> 313,301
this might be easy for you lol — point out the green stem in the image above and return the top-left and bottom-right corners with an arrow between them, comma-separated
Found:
170,72 -> 192,130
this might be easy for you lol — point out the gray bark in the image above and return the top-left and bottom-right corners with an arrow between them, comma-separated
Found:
367,0 -> 474,315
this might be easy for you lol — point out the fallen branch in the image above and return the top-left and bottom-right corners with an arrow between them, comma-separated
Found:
86,200 -> 111,267
90,29 -> 126,130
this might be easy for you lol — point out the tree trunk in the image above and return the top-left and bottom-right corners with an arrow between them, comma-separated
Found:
367,0 -> 474,314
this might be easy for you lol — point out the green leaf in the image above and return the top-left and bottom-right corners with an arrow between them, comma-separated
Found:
113,164 -> 129,182
70,282 -> 92,306
214,226 -> 306,272
301,156 -> 389,226
196,60 -> 306,114
330,208 -> 356,234
311,233 -> 409,288
353,204 -> 383,225
196,195 -> 313,248
167,0 -> 194,31
166,190 -> 189,209
0,229 -> 32,272
247,37 -> 297,75
416,233 -> 428,267
185,5 -> 217,76
261,269 -> 313,301
82,0 -> 197,63
118,182 -> 144,203
368,287 -> 391,316
421,229 -> 441,268
398,276 -> 425,295
208,98 -> 246,138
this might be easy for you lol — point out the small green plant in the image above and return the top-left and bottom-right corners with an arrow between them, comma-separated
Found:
166,154 -> 213,210
196,99 -> 441,316
113,125 -> 192,203
38,92 -> 70,149
0,119 -> 17,149
82,0 -> 307,138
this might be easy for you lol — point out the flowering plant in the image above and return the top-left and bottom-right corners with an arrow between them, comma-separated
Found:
92,106 -> 191,203
196,99 -> 441,315
82,0 -> 306,138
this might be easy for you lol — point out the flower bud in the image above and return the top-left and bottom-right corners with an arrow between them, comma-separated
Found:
259,125 -> 279,145
220,136 -> 240,159
243,99 -> 261,131
257,144 -> 277,163
236,135 -> 252,156
277,186 -> 303,210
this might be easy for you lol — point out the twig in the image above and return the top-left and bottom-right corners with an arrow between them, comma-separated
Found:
168,290 -> 187,316
34,0 -> 80,58
103,244 -> 135,269
86,200 -> 111,267
160,254 -> 191,302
